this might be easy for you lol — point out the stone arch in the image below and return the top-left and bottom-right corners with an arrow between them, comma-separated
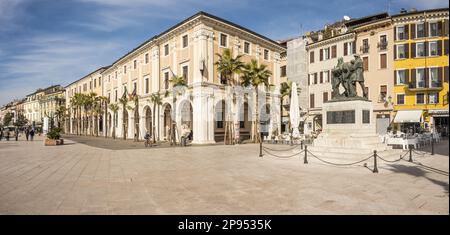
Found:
162,103 -> 172,140
143,105 -> 152,136
213,99 -> 226,142
178,99 -> 193,129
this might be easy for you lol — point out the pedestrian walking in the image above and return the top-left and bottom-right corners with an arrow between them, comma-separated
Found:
5,129 -> 10,141
0,128 -> 3,141
30,129 -> 35,141
25,128 -> 30,141
14,128 -> 19,141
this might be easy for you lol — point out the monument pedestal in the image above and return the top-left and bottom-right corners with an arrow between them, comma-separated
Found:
313,99 -> 387,151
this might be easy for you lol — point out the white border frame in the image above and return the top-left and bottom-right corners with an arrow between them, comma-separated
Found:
415,92 -> 425,105
219,33 -> 229,48
243,41 -> 251,55
181,33 -> 189,49
396,93 -> 405,105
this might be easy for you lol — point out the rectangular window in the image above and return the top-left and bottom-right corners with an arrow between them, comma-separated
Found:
182,35 -> 188,48
89,81 -> 92,90
397,70 -> 407,84
310,94 -> 315,108
115,90 -> 118,102
397,44 -> 407,59
280,65 -> 287,77
379,35 -> 387,50
145,53 -> 149,64
115,71 -> 117,79
133,60 -> 137,69
133,82 -> 137,93
244,42 -> 250,54
428,92 -> 439,104
430,67 -> 440,87
310,51 -> 314,63
416,68 -> 425,88
99,77 -> 101,86
416,93 -> 425,104
429,41 -> 438,56
331,45 -> 337,58
362,39 -> 369,53
145,78 -> 149,94
124,65 -> 127,74
324,48 -> 330,60
416,42 -> 425,57
314,73 -> 318,84
164,44 -> 169,56
94,79 -> 96,88
363,57 -> 369,71
379,85 -> 387,101
396,26 -> 405,40
220,33 -> 228,47
323,92 -> 328,103
429,22 -> 438,37
182,65 -> 188,83
164,72 -> 169,89
264,49 -> 269,60
416,23 -> 425,38
380,53 -> 387,69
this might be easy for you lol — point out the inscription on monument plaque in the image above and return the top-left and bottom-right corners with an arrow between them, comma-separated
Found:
326,110 -> 355,124
362,110 -> 370,124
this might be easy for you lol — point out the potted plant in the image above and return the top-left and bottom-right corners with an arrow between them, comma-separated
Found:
44,127 -> 64,146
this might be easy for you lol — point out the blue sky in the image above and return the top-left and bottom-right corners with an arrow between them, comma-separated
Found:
0,0 -> 448,106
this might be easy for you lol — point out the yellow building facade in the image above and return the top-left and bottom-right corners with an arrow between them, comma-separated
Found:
392,8 -> 449,135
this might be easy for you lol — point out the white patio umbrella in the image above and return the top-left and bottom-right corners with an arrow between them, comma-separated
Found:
290,82 -> 300,138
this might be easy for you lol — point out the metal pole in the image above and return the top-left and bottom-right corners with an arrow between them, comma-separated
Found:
373,150 -> 378,173
259,132 -> 263,157
409,147 -> 413,162
304,145 -> 308,164
431,137 -> 434,155
300,140 -> 303,150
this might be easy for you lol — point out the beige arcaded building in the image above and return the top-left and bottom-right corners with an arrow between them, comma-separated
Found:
67,11 -> 286,143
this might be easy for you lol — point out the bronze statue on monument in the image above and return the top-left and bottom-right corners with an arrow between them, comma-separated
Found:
330,55 -> 368,101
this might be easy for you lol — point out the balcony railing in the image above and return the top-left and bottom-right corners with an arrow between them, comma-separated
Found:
360,45 -> 369,54
408,82 -> 442,90
377,41 -> 388,51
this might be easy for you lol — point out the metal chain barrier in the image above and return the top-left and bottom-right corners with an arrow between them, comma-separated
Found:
262,148 -> 304,159
262,144 -> 302,152
306,150 -> 374,166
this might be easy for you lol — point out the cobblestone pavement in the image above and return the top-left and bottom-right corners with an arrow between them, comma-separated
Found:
0,135 -> 448,214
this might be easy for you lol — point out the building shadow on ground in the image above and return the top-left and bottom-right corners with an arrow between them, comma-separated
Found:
385,164 -> 449,194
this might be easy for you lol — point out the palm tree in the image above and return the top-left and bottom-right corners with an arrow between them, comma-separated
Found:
92,96 -> 103,137
54,105 -> 67,129
109,104 -> 119,139
131,94 -> 140,142
169,75 -> 187,145
215,48 -> 244,145
241,59 -> 272,143
119,91 -> 129,140
83,92 -> 96,136
98,96 -> 109,138
70,93 -> 83,135
150,93 -> 163,143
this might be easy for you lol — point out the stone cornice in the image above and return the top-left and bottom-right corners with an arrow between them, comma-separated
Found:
392,10 -> 449,24
306,33 -> 355,50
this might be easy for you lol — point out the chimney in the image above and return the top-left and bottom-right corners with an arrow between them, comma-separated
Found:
400,8 -> 407,14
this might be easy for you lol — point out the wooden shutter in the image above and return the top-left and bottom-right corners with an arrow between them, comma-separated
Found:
310,51 -> 314,63
411,24 -> 416,39
405,69 -> 410,83
394,26 -> 397,40
394,44 -> 397,59
344,43 -> 348,56
411,69 -> 416,88
323,92 -> 328,103
438,21 -> 443,36
310,94 -> 315,108
352,42 -> 356,54
320,49 -> 323,61
327,71 -> 330,82
438,67 -> 443,87
363,57 -> 369,71
331,45 -> 337,58
394,70 -> 397,85
445,19 -> 449,36
438,40 -> 442,56
327,47 -> 330,59
314,73 -> 318,84
445,39 -> 449,55
380,54 -> 387,69
425,22 -> 429,37
444,66 -> 449,83
308,74 -> 310,85
320,72 -> 323,83
404,25 -> 409,40
425,68 -> 429,88
410,43 -> 414,58
424,41 -> 428,56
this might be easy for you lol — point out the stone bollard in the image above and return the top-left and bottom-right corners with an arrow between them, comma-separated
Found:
431,138 -> 434,155
304,145 -> 308,164
409,147 -> 413,162
259,133 -> 263,157
373,150 -> 378,173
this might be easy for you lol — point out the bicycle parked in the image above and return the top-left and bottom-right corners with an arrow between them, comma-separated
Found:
144,131 -> 153,147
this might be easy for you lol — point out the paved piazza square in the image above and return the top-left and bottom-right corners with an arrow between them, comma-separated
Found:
0,136 -> 448,215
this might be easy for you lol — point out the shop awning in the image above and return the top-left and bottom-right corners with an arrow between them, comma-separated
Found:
428,109 -> 449,117
393,110 -> 423,123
